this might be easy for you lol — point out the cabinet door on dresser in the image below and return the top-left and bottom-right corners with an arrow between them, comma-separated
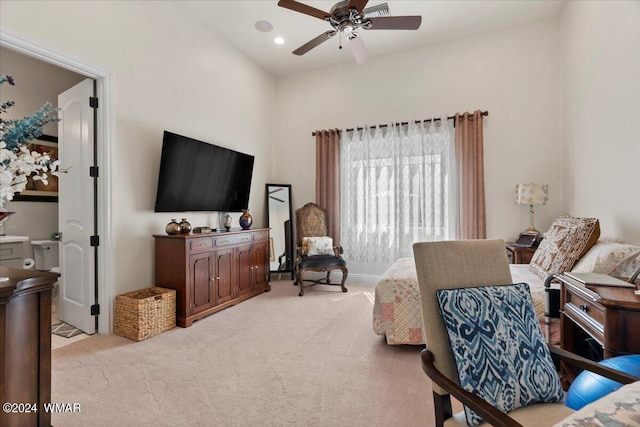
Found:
213,247 -> 235,305
252,239 -> 269,289
188,251 -> 214,315
237,243 -> 254,296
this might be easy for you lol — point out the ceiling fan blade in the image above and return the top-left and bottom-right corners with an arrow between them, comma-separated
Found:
278,0 -> 331,20
270,196 -> 285,203
346,35 -> 369,64
366,16 -> 422,30
347,0 -> 369,13
293,31 -> 336,56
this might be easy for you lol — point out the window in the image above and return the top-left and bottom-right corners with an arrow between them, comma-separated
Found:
340,121 -> 456,263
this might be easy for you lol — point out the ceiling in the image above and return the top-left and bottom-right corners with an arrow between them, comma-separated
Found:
177,0 -> 565,78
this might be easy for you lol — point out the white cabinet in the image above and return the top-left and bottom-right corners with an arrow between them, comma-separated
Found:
0,236 -> 28,269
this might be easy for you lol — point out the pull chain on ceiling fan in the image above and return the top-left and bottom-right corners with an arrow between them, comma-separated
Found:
277,0 -> 422,64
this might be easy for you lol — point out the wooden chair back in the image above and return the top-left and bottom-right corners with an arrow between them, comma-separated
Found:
295,203 -> 329,246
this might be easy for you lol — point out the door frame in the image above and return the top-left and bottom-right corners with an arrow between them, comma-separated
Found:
1,29 -> 114,335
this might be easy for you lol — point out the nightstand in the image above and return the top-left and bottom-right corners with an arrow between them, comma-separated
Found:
555,273 -> 640,383
505,243 -> 537,264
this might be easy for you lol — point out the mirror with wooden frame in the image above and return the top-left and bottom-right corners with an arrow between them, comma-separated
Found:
266,184 -> 294,279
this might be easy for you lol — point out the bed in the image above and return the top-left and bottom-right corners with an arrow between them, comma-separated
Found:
373,239 -> 640,345
372,258 -> 549,345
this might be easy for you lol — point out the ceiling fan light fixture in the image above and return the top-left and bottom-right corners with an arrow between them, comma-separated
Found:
274,37 -> 285,45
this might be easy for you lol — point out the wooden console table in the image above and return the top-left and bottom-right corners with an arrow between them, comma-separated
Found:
1,267 -> 58,427
154,228 -> 271,327
556,273 -> 640,383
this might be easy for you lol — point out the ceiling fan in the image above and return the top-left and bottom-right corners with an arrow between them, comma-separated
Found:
277,0 -> 422,64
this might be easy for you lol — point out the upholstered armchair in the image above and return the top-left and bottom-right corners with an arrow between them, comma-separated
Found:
294,202 -> 348,296
412,239 -> 638,427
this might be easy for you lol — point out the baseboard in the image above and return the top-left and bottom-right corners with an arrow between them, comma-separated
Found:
343,273 -> 380,285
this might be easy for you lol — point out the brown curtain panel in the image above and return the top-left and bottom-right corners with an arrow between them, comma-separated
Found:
315,129 -> 341,245
454,110 -> 486,239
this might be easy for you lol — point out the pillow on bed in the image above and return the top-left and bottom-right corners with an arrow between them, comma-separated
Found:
436,283 -> 564,426
529,215 -> 600,279
571,241 -> 640,276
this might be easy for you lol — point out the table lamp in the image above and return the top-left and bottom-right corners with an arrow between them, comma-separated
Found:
515,183 -> 548,238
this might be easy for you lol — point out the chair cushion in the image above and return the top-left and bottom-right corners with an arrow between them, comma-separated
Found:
437,283 -> 564,426
529,215 -> 600,279
304,236 -> 334,256
299,255 -> 346,269
444,403 -> 573,427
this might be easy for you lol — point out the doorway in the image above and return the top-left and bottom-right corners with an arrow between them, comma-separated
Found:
1,29 -> 114,335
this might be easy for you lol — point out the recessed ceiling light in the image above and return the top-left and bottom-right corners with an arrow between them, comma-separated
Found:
254,20 -> 273,33
274,37 -> 285,45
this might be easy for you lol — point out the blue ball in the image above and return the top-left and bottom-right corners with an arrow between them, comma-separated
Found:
566,354 -> 640,410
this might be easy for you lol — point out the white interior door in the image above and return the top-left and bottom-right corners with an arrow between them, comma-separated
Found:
58,78 -> 96,334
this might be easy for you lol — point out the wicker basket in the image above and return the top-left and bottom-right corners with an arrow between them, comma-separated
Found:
114,287 -> 176,341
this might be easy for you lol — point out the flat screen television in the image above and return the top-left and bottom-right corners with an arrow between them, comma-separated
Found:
154,131 -> 254,212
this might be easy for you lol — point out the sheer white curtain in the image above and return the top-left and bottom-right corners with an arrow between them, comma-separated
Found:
339,119 -> 456,263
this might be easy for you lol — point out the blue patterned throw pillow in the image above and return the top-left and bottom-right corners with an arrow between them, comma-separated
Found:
436,283 -> 564,426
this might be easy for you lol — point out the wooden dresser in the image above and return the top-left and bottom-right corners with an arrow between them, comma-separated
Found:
556,273 -> 640,382
1,267 -> 58,427
154,228 -> 270,327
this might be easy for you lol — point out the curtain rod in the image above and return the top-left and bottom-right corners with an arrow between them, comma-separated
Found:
311,111 -> 488,136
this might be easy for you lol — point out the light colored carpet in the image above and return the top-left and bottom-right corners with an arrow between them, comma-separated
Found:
52,280 -> 445,426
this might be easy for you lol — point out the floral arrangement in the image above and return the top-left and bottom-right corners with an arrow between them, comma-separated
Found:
0,75 -> 61,208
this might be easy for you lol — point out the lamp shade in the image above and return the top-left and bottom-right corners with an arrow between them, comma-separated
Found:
515,183 -> 549,205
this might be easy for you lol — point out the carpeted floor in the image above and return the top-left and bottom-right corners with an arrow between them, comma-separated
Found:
51,280 -> 447,426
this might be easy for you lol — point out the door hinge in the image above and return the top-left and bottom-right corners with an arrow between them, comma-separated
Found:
91,304 -> 100,315
89,97 -> 99,108
90,235 -> 100,246
89,166 -> 99,177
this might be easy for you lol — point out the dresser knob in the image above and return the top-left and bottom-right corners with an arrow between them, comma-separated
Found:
580,304 -> 589,312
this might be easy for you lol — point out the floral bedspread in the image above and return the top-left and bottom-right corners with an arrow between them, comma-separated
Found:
554,381 -> 640,427
372,259 -> 548,345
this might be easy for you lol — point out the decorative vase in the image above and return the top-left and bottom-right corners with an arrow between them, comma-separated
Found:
239,209 -> 253,230
223,214 -> 232,231
179,218 -> 192,234
165,219 -> 181,235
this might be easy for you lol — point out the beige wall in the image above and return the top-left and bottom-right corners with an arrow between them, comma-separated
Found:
275,18 -> 564,277
0,47 -> 85,257
562,1 -> 640,245
1,1 -> 276,293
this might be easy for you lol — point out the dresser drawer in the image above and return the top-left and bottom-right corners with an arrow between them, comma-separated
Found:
188,238 -> 213,252
252,230 -> 268,242
0,242 -> 24,261
215,234 -> 252,247
565,288 -> 605,325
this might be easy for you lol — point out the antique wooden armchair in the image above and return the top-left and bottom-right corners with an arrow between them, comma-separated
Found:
412,239 -> 639,427
293,202 -> 348,296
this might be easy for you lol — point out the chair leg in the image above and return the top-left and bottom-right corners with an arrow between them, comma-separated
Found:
296,268 -> 305,296
340,267 -> 348,293
433,392 -> 453,427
